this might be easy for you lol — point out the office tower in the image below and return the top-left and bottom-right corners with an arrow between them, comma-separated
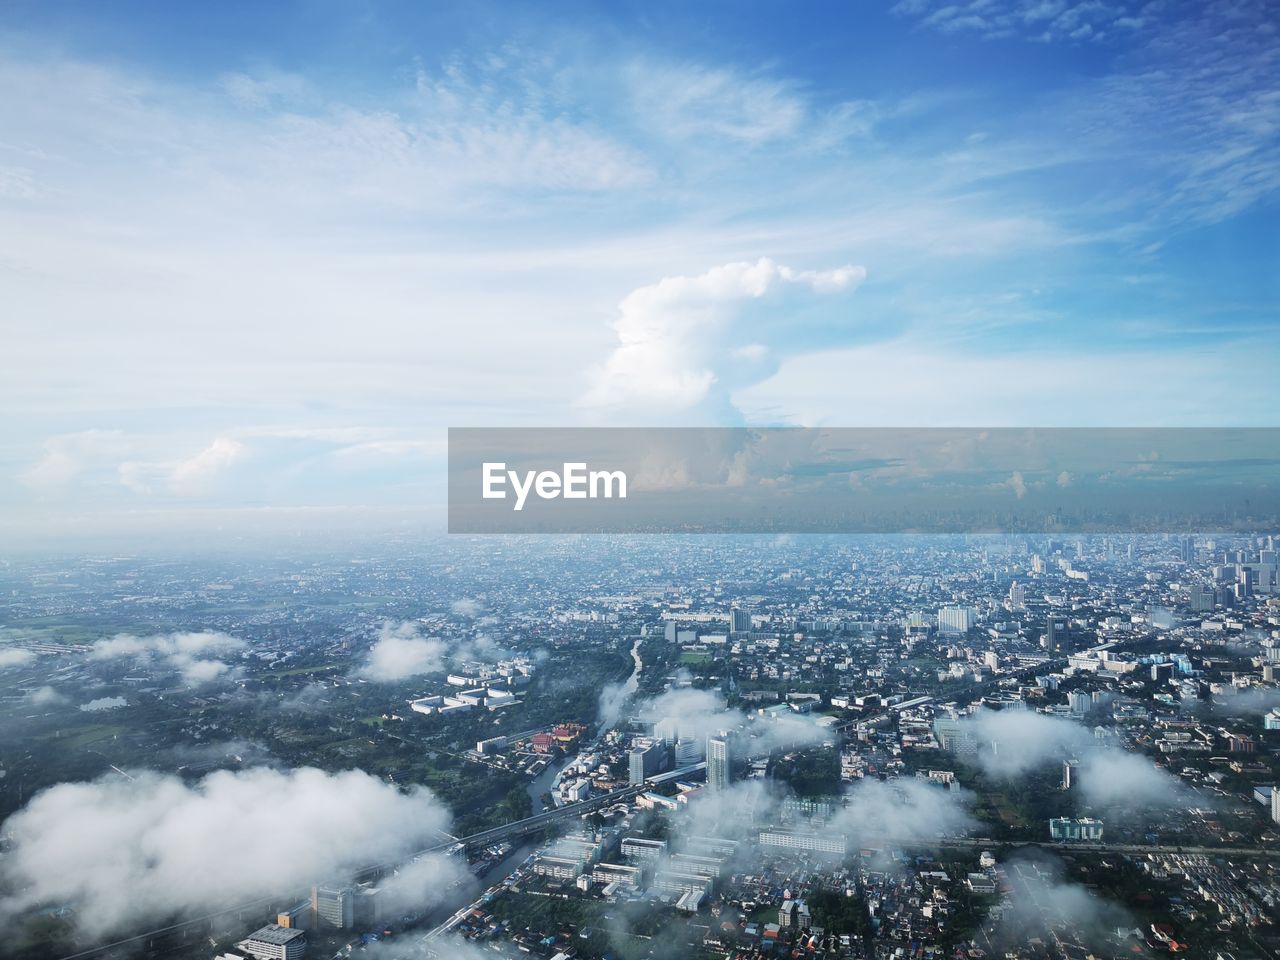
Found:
1044,615 -> 1069,652
1272,786 -> 1280,826
629,740 -> 667,784
1180,536 -> 1195,563
1007,580 -> 1026,610
312,884 -> 355,929
1188,583 -> 1214,613
933,716 -> 978,757
729,605 -> 752,634
1031,554 -> 1046,575
673,736 -> 703,767
707,733 -> 731,790
664,620 -> 677,642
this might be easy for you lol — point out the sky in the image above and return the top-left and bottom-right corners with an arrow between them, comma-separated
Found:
1,0 -> 1277,544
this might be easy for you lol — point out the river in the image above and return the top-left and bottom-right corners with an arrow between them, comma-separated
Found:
524,634 -> 645,813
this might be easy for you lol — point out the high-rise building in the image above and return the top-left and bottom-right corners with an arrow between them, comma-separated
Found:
932,716 -> 977,757
1061,759 -> 1081,790
1188,583 -> 1214,613
1272,785 -> 1280,826
937,606 -> 977,634
629,740 -> 667,784
1007,581 -> 1026,610
729,606 -> 752,634
1044,616 -> 1069,652
312,884 -> 355,929
707,733 -> 731,790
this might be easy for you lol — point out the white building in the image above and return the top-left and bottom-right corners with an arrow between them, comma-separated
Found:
236,925 -> 306,960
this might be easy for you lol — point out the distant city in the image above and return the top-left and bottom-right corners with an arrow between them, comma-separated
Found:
1,534 -> 1279,959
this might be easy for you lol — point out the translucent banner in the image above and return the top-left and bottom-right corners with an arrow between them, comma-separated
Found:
448,428 -> 1280,533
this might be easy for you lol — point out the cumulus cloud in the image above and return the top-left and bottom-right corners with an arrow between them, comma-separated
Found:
119,437 -> 247,496
962,709 -> 1194,809
968,709 -> 1092,778
1208,686 -> 1280,716
19,429 -> 133,489
993,852 -> 1133,951
639,687 -> 828,757
359,622 -> 449,682
596,680 -> 633,731
378,853 -> 474,919
0,766 -> 454,937
580,257 -> 864,419
450,598 -> 483,618
0,648 -> 35,669
27,685 -> 65,705
89,630 -> 246,687
831,777 -> 975,848
357,621 -> 509,683
677,779 -> 780,848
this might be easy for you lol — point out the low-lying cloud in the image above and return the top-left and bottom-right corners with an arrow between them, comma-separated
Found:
831,777 -> 975,848
0,766 -> 454,937
89,630 -> 246,687
962,708 -> 1195,809
993,851 -> 1133,951
357,620 -> 510,683
639,687 -> 828,756
0,648 -> 36,669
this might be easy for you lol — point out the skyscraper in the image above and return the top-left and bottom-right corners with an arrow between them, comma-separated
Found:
729,606 -> 752,634
312,884 -> 354,929
707,733 -> 731,791
1044,615 -> 1069,652
629,740 -> 667,784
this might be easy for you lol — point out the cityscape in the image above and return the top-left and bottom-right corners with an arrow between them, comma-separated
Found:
1,534 -> 1279,959
3,1 -> 1278,959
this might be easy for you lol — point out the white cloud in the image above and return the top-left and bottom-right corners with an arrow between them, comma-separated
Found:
19,430 -> 133,489
89,631 -> 246,687
0,767 -> 454,937
119,437 -> 247,496
357,621 -> 510,683
636,686 -> 827,756
830,777 -> 975,847
962,709 -> 1195,809
27,685 -> 65,705
358,622 -> 449,682
581,257 -> 864,418
736,337 -> 1280,427
0,648 -> 35,669
629,62 -> 805,145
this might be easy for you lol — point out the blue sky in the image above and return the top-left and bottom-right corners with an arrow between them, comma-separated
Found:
1,0 -> 1276,543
